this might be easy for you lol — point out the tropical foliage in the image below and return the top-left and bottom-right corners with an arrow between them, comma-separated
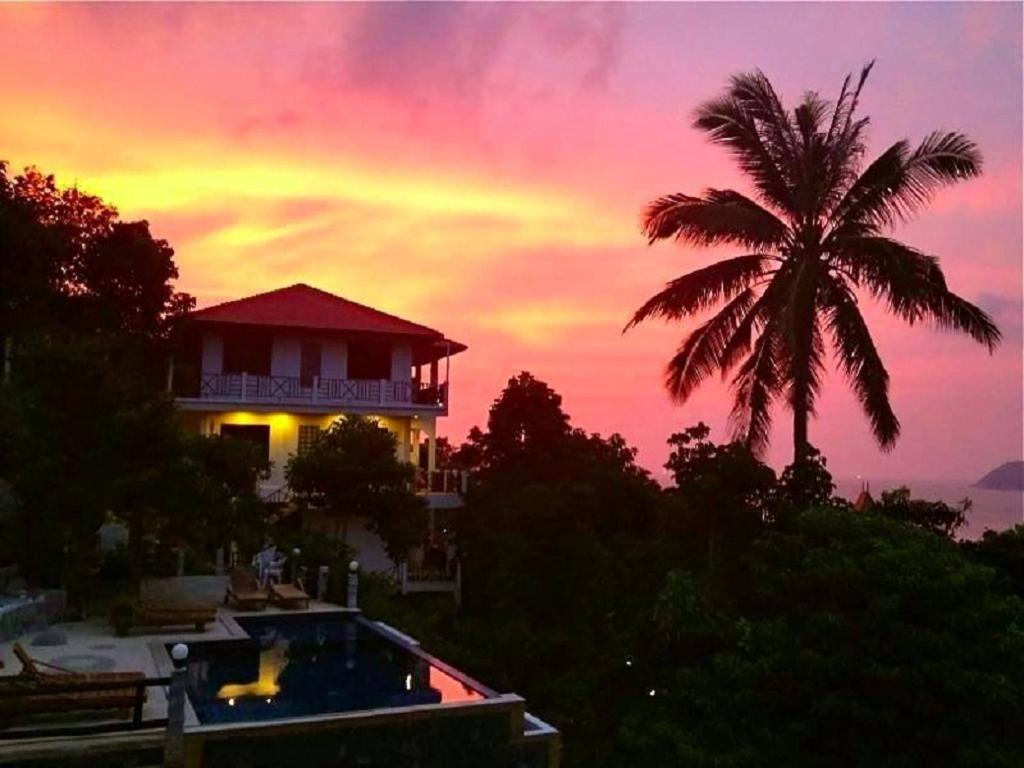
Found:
627,65 -> 999,459
286,415 -> 425,560
367,373 -> 1024,768
0,162 -> 264,596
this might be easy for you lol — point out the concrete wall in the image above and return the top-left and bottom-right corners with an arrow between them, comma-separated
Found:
303,512 -> 395,574
186,411 -> 418,487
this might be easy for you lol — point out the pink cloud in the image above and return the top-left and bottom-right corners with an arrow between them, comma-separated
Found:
0,2 -> 1019,482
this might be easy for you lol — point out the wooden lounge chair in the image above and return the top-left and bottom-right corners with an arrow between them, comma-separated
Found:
224,568 -> 269,610
111,600 -> 217,635
269,579 -> 310,609
1,644 -> 146,717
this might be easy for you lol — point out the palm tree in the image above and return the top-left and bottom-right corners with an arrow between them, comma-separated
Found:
627,63 -> 1000,462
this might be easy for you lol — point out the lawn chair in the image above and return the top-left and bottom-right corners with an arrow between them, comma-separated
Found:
111,600 -> 217,635
252,546 -> 286,587
2,643 -> 146,717
269,578 -> 311,610
224,568 -> 269,610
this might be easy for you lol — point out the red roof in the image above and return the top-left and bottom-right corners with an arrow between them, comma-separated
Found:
191,284 -> 466,357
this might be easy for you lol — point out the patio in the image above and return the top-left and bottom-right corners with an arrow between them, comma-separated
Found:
0,582 -> 339,765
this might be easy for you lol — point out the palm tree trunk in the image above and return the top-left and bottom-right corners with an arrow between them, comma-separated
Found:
793,400 -> 809,463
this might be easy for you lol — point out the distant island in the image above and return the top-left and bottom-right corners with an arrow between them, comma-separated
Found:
974,461 -> 1024,491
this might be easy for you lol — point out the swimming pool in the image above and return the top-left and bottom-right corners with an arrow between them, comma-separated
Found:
179,612 -> 490,725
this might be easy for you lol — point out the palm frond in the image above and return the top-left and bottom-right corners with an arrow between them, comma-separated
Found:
717,261 -> 794,374
832,236 -> 1001,350
830,132 -> 982,230
642,189 -> 788,248
625,254 -> 771,330
730,320 -> 784,452
820,275 -> 899,448
664,288 -> 759,403
728,71 -> 799,163
694,87 -> 795,214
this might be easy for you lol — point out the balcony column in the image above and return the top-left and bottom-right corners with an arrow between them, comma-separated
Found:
424,419 -> 437,475
429,360 -> 439,388
166,356 -> 174,393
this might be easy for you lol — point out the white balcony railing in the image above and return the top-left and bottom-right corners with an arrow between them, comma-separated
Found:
415,468 -> 469,495
190,372 -> 447,410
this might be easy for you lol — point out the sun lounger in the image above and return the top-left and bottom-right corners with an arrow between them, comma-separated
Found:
224,568 -> 269,610
138,600 -> 216,628
1,644 -> 146,717
269,580 -> 310,609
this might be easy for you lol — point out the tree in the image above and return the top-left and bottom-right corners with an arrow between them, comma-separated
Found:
444,373 -> 663,768
626,64 -> 999,461
165,434 -> 272,559
0,163 -> 193,377
0,334 -> 185,588
285,416 -> 424,560
0,161 -> 196,588
875,485 -> 969,539
963,525 -> 1024,599
624,508 -> 1024,767
662,423 -> 776,568
773,444 -> 845,517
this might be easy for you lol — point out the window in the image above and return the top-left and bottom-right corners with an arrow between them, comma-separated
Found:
220,424 -> 271,462
300,342 -> 322,387
347,339 -> 391,380
222,329 -> 272,376
297,424 -> 321,456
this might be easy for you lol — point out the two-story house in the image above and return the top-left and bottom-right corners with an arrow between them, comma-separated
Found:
170,284 -> 466,571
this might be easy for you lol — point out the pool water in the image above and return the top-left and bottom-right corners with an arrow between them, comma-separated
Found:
181,614 -> 487,724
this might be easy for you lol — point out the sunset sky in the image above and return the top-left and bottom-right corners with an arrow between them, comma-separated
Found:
2,2 -> 1021,483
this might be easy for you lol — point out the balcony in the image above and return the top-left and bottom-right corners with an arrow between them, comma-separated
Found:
177,372 -> 447,412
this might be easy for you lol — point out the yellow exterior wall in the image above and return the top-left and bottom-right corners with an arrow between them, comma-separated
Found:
180,411 -> 434,487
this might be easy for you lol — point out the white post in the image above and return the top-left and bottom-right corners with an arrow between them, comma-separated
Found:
3,336 -> 11,382
240,371 -> 248,402
423,419 -> 437,477
346,560 -> 359,609
317,565 -> 329,601
379,379 -> 387,405
164,643 -> 189,768
312,375 -> 319,403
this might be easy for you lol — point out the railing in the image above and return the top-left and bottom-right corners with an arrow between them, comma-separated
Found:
416,468 -> 469,495
261,484 -> 293,504
190,373 -> 448,410
398,560 -> 462,604
0,675 -> 171,739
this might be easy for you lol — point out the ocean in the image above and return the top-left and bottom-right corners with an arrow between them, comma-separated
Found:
834,477 -> 1024,540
